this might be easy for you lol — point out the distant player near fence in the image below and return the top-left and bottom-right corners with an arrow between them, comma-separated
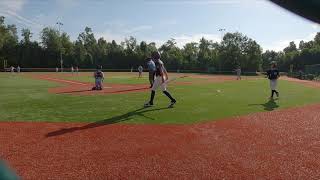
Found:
10,66 -> 15,73
138,65 -> 143,78
235,66 -> 241,80
17,66 -> 21,73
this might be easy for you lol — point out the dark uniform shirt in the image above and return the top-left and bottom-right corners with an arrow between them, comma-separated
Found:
95,70 -> 103,79
267,69 -> 279,80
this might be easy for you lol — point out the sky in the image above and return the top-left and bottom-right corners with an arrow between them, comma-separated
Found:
0,0 -> 320,51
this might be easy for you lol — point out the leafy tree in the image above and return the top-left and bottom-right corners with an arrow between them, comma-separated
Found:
283,41 -> 297,54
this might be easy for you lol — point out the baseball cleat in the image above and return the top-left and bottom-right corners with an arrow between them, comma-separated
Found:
144,102 -> 153,108
168,100 -> 176,108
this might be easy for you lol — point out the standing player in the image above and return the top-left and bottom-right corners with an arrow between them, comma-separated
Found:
147,57 -> 156,88
266,62 -> 280,99
92,66 -> 104,90
235,66 -> 241,80
17,66 -> 21,73
71,66 -> 74,74
138,65 -> 143,78
10,66 -> 15,73
144,51 -> 177,108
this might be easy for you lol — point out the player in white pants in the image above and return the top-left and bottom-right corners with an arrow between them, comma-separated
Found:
144,51 -> 176,108
235,66 -> 241,80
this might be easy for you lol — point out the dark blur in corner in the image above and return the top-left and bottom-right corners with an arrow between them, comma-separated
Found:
0,160 -> 19,180
270,0 -> 320,23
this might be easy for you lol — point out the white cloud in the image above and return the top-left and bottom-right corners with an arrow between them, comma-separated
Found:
95,31 -> 126,43
123,25 -> 153,34
263,32 -> 316,52
0,0 -> 25,12
311,23 -> 320,30
0,0 -> 43,29
144,0 -> 264,5
173,33 -> 221,48
145,0 -> 239,5
96,31 -> 221,49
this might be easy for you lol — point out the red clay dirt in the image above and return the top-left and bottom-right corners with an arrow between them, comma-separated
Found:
281,76 -> 320,89
1,103 -> 320,179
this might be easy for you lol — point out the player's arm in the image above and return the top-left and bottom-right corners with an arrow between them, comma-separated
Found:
162,65 -> 169,82
159,65 -> 166,83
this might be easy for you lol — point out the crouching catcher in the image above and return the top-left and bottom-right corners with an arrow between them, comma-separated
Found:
92,66 -> 104,90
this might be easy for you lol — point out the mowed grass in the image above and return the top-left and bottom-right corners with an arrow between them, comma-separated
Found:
1,72 -> 320,124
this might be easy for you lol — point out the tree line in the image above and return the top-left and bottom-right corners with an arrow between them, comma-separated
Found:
1,16 -> 320,72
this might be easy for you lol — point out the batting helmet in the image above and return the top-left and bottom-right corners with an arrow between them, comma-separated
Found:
152,51 -> 161,60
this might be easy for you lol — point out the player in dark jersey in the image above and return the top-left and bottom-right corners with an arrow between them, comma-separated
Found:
92,65 -> 104,90
144,51 -> 177,108
266,62 -> 280,99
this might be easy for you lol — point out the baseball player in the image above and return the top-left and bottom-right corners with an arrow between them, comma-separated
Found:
71,66 -> 74,74
266,62 -> 280,99
17,66 -> 21,73
10,66 -> 15,73
92,66 -> 104,90
138,65 -> 143,78
235,66 -> 241,80
147,57 -> 156,88
144,51 -> 177,108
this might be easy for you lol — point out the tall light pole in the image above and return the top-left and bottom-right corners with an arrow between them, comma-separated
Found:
218,28 -> 226,72
56,21 -> 63,72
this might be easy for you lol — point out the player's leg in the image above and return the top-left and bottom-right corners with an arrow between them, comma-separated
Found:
274,80 -> 279,97
144,77 -> 160,107
160,82 -> 176,107
149,71 -> 154,88
270,80 -> 276,98
97,78 -> 102,90
94,78 -> 100,90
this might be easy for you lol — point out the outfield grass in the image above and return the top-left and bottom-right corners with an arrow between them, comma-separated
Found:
1,72 -> 320,124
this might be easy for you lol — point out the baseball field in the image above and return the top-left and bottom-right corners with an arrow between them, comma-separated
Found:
1,72 -> 320,179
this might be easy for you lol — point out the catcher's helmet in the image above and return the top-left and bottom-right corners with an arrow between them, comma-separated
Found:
151,51 -> 161,60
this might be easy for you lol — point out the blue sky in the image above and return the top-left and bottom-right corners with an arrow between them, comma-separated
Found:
0,0 -> 320,51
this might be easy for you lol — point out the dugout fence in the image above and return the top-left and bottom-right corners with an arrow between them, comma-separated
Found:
305,64 -> 320,75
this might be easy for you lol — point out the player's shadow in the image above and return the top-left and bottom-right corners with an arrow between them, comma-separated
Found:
45,107 -> 168,138
249,99 -> 279,111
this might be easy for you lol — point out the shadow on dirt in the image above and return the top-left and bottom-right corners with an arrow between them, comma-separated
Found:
46,107 -> 169,137
249,99 -> 279,111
